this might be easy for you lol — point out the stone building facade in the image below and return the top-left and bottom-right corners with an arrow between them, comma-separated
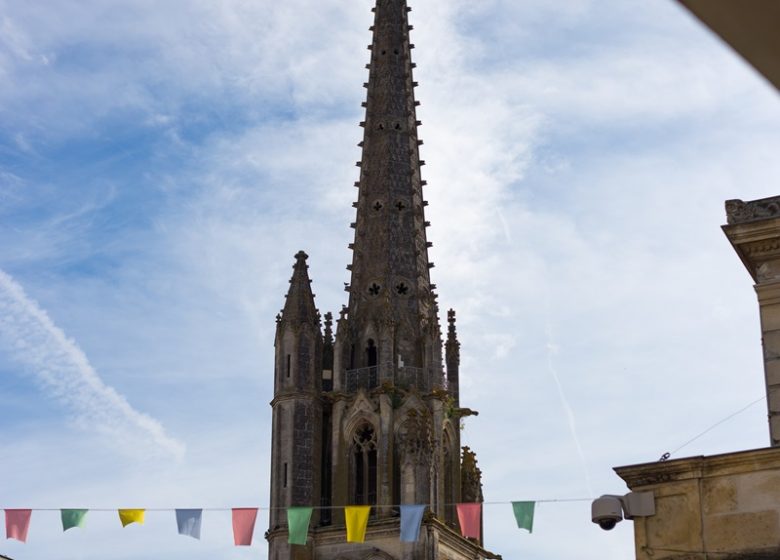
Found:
610,8 -> 780,557
724,196 -> 780,446
612,197 -> 780,559
615,447 -> 780,559
266,1 -> 499,559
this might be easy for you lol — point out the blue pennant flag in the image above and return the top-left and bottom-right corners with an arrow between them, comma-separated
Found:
400,505 -> 426,542
176,509 -> 203,539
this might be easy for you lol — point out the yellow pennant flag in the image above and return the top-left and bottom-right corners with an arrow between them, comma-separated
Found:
118,509 -> 146,527
345,506 -> 371,543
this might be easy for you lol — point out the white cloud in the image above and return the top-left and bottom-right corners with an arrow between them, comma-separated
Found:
0,268 -> 185,460
1,0 -> 780,559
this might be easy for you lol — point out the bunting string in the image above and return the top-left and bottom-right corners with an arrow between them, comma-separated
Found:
4,498 -> 593,512
2,498 -> 590,545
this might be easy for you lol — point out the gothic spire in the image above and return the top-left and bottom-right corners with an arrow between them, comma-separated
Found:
280,250 -> 320,327
347,0 -> 436,334
446,309 -> 459,348
445,308 -> 460,404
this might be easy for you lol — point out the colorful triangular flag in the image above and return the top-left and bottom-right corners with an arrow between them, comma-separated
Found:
399,505 -> 425,542
512,501 -> 535,533
118,509 -> 145,527
232,508 -> 258,546
61,509 -> 88,531
455,503 -> 481,539
5,509 -> 32,542
287,507 -> 313,545
344,505 -> 371,543
175,509 -> 202,539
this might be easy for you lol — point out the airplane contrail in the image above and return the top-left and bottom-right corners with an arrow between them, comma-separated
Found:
545,316 -> 594,497
0,268 -> 185,460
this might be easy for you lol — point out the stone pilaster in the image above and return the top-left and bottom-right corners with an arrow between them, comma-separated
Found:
756,281 -> 780,444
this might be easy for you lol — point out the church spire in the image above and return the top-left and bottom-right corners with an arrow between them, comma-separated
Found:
269,250 -> 324,535
280,250 -> 319,328
345,0 -> 437,372
446,309 -> 461,405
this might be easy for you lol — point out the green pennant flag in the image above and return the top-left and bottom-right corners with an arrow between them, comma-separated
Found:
287,507 -> 313,545
512,501 -> 535,533
61,509 -> 88,531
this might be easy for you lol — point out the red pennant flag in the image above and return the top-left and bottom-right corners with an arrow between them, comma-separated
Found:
456,503 -> 481,539
5,509 -> 32,542
232,508 -> 258,546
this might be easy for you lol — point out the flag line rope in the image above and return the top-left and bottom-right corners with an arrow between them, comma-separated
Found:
3,499 -> 593,512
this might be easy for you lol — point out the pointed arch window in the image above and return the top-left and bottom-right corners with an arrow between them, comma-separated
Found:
351,422 -> 378,505
366,339 -> 377,367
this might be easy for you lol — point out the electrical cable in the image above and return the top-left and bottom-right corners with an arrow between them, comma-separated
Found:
658,395 -> 766,462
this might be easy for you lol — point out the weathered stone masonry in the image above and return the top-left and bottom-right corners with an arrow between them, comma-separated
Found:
266,2 -> 500,559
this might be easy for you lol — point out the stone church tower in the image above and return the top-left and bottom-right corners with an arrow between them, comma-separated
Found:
267,1 -> 499,559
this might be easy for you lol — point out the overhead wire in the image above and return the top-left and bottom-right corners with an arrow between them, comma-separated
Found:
658,395 -> 766,461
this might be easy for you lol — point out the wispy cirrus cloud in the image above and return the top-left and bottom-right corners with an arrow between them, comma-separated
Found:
0,268 -> 185,460
0,0 -> 779,559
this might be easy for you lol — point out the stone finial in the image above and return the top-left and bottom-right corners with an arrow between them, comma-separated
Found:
447,309 -> 457,336
294,249 -> 309,262
461,446 -> 484,504
446,308 -> 460,373
323,312 -> 334,344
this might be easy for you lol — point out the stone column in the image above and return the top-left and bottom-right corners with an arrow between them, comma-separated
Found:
756,282 -> 780,445
723,197 -> 780,446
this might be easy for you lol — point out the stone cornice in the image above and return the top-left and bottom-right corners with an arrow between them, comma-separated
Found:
740,238 -> 780,259
722,211 -> 780,281
270,392 -> 323,407
615,446 -> 780,489
325,384 -> 446,403
722,217 -> 780,246
755,280 -> 780,305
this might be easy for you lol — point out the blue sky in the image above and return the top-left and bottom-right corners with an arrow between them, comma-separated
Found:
2,0 -> 780,559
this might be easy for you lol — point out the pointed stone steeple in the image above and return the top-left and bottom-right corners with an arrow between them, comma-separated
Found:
269,250 -> 324,539
280,250 -> 320,328
343,0 -> 440,386
445,309 -> 461,406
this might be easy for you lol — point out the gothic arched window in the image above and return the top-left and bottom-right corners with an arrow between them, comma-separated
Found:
351,423 -> 378,505
366,339 -> 377,367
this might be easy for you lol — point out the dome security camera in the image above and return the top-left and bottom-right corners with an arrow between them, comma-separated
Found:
591,495 -> 624,530
591,491 -> 655,531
